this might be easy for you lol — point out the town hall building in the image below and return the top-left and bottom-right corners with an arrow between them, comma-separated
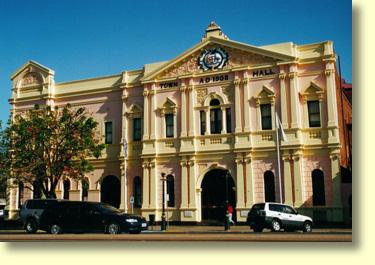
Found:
6,22 -> 351,223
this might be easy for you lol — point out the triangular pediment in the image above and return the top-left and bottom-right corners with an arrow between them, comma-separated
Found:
303,81 -> 324,95
11,60 -> 54,80
256,85 -> 275,98
163,97 -> 177,108
141,37 -> 296,81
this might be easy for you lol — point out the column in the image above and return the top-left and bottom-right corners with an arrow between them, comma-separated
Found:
221,107 -> 227,134
205,109 -> 210,135
149,89 -> 156,139
180,85 -> 187,137
188,85 -> 195,136
245,158 -> 254,208
243,78 -> 251,132
288,71 -> 300,128
279,73 -> 288,129
180,160 -> 188,209
142,90 -> 149,140
120,164 -> 126,211
330,152 -> 343,222
325,67 -> 339,127
292,154 -> 304,207
149,161 -> 157,209
234,79 -> 242,132
282,155 -> 293,205
141,162 -> 150,209
188,160 -> 197,209
235,158 -> 245,209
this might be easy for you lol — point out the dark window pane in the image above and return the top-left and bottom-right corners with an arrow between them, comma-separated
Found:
308,101 -> 321,127
105,121 -> 113,144
261,104 -> 272,130
210,108 -> 222,134
165,114 -> 174,138
166,175 -> 175,207
133,118 -> 142,141
200,111 -> 206,135
133,176 -> 142,208
226,108 -> 232,133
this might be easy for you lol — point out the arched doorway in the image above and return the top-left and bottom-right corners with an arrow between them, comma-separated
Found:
101,175 -> 121,208
201,168 -> 236,223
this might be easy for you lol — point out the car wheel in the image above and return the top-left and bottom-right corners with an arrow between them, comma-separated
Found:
303,221 -> 312,233
107,223 -> 120,234
271,219 -> 281,232
25,219 -> 38,234
253,227 -> 263,232
50,224 -> 62,235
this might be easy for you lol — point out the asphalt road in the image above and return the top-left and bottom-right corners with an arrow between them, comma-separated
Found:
0,227 -> 352,242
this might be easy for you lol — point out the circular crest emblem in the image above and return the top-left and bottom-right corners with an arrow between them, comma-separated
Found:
199,48 -> 228,71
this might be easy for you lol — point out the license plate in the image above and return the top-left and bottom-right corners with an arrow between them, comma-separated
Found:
141,223 -> 147,227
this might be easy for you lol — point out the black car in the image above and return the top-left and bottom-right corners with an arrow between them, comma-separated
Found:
22,199 -> 148,234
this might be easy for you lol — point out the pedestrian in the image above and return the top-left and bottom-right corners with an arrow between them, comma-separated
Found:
227,204 -> 235,225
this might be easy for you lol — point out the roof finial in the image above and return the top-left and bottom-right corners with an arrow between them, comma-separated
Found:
201,21 -> 228,41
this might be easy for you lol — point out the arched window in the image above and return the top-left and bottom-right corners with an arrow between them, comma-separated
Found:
133,176 -> 142,208
63,179 -> 70,200
312,169 -> 326,206
18,182 -> 24,208
210,99 -> 222,134
264,171 -> 276,202
33,180 -> 42,199
81,178 -> 89,201
166,175 -> 175,207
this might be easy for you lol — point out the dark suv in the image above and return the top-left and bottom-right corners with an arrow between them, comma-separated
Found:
21,199 -> 148,234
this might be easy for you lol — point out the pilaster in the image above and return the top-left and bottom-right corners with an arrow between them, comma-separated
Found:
180,160 -> 188,209
279,73 -> 288,129
221,107 -> 227,134
141,162 -> 150,209
235,157 -> 245,209
149,161 -> 157,209
234,78 -> 242,132
330,151 -> 343,222
149,88 -> 156,139
292,154 -> 304,207
282,154 -> 293,205
242,78 -> 250,132
244,157 -> 254,208
142,90 -> 149,140
288,71 -> 300,128
188,160 -> 197,209
180,85 -> 187,137
187,85 -> 195,136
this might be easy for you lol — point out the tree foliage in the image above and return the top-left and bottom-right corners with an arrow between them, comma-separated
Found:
4,104 -> 105,198
0,121 -> 8,195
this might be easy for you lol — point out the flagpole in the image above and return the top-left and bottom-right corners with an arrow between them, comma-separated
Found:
275,113 -> 283,203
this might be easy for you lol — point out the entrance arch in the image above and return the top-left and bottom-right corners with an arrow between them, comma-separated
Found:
200,168 -> 236,223
101,175 -> 121,208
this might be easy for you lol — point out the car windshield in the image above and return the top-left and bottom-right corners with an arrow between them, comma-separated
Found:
97,204 -> 122,214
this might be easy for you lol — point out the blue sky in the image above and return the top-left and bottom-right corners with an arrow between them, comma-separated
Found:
0,0 -> 352,125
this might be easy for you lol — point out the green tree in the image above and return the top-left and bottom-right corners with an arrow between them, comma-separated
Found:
4,104 -> 105,198
0,121 -> 8,197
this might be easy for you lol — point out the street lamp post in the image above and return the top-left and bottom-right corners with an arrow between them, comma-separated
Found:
161,173 -> 167,231
224,170 -> 230,231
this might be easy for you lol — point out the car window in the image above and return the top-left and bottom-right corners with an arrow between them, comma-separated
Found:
283,206 -> 296,214
249,204 -> 265,216
269,204 -> 283,212
97,203 -> 122,214
26,200 -> 57,209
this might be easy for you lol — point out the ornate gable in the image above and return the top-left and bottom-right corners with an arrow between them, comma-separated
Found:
141,23 -> 295,82
158,44 -> 279,79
